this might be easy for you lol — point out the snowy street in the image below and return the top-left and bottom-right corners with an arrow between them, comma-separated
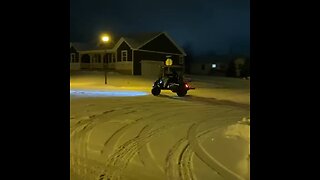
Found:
70,71 -> 250,180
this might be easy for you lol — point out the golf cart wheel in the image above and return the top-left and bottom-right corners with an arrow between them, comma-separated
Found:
177,89 -> 187,97
151,87 -> 161,96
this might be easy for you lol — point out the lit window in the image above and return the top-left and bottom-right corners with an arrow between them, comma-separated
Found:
121,50 -> 128,61
212,64 -> 217,68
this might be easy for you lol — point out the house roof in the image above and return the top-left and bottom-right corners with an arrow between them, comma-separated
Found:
71,41 -> 121,51
70,35 -> 122,51
70,32 -> 185,55
71,32 -> 163,51
122,32 -> 163,49
122,32 -> 186,55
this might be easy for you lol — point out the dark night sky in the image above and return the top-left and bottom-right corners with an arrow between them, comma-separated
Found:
70,0 -> 250,56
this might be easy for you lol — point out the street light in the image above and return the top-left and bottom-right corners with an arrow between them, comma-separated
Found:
101,35 -> 110,84
102,36 -> 109,42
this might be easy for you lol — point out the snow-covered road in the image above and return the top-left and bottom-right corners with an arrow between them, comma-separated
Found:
70,72 -> 250,180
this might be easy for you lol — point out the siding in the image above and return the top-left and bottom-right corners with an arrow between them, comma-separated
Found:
133,50 -> 180,75
117,41 -> 132,62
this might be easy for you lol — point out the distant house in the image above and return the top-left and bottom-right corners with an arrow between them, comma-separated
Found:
190,54 -> 249,77
70,32 -> 186,76
189,55 -> 230,76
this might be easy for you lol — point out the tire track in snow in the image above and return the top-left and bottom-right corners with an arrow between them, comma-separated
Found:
99,105 -> 188,156
165,138 -> 194,180
72,103 -> 186,179
164,110 -> 236,180
187,118 -> 247,180
157,94 -> 250,110
71,106 -> 139,179
71,97 -> 249,180
71,101 -> 171,179
101,107 -> 231,180
135,106 -> 199,173
136,106 -> 220,178
178,144 -> 194,180
99,107 -> 191,180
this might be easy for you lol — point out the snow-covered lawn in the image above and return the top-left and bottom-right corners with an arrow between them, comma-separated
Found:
70,71 -> 250,180
70,71 -> 250,104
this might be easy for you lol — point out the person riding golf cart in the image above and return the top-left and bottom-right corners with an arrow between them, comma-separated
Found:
151,65 -> 194,97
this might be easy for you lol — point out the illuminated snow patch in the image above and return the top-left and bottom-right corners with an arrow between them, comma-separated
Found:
70,90 -> 148,97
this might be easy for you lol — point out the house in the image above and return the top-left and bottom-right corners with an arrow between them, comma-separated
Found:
70,32 -> 186,77
190,55 -> 230,76
189,54 -> 249,77
70,40 -> 118,71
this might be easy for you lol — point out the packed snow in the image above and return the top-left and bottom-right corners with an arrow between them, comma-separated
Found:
70,71 -> 250,180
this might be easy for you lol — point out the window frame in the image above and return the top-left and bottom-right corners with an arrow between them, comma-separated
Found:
121,50 -> 128,61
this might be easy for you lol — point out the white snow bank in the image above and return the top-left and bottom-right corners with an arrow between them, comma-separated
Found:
225,118 -> 250,145
224,117 -> 250,156
224,118 -> 250,178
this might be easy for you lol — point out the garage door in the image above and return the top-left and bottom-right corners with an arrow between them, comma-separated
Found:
141,60 -> 164,78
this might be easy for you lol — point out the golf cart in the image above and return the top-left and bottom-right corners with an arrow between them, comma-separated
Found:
151,65 -> 195,97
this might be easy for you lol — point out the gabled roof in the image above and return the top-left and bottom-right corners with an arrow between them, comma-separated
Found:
122,32 -> 163,49
162,32 -> 186,56
120,32 -> 186,55
71,32 -> 186,55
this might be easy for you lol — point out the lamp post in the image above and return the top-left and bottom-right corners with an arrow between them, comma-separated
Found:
101,35 -> 110,84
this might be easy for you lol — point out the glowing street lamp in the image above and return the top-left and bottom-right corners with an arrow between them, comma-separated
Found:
101,34 -> 110,84
102,36 -> 109,42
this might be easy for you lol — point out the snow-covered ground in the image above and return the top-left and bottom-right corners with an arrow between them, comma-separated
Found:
70,71 -> 250,180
